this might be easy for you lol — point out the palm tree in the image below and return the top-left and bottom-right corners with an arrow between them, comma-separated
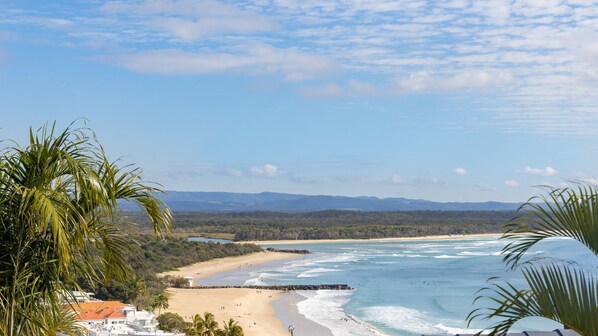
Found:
468,184 -> 598,335
0,122 -> 172,335
218,319 -> 244,336
193,312 -> 220,336
152,293 -> 170,316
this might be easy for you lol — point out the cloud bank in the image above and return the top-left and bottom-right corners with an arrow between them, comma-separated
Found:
3,0 -> 598,133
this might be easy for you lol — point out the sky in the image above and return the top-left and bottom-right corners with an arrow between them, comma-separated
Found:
1,0 -> 597,202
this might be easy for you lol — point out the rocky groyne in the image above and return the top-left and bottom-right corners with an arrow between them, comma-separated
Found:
265,247 -> 310,254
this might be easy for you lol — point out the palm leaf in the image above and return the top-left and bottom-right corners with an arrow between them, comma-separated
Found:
0,121 -> 173,335
468,262 -> 598,335
502,184 -> 598,268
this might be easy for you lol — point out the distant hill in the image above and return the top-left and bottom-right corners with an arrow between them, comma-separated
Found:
123,191 -> 520,212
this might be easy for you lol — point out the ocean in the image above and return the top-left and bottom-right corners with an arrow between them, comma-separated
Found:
198,237 -> 594,336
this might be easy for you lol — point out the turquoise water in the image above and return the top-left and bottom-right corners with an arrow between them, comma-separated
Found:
202,237 -> 595,335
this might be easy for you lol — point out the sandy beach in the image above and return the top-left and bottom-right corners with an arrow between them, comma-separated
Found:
241,233 -> 502,245
160,251 -> 301,282
159,251 -> 302,336
165,287 -> 288,336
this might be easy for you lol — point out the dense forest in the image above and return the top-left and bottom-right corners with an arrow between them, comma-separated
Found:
119,210 -> 513,240
78,236 -> 261,309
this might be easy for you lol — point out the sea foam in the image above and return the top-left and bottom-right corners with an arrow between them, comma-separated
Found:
362,305 -> 479,335
434,255 -> 467,259
458,251 -> 501,256
244,271 -> 281,285
297,290 -> 384,336
297,267 -> 340,278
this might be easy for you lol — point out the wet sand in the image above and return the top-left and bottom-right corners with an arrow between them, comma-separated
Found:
273,291 -> 334,336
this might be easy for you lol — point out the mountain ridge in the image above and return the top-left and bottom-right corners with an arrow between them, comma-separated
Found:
136,191 -> 520,212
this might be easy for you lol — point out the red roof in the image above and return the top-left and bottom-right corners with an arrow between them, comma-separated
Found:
72,301 -> 126,321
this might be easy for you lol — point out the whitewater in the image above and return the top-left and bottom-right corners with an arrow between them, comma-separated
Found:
201,237 -> 594,335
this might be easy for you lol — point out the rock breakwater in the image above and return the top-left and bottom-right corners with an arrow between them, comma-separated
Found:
265,247 -> 310,254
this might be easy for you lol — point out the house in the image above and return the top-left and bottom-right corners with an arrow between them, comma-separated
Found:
72,301 -> 129,330
71,300 -> 183,336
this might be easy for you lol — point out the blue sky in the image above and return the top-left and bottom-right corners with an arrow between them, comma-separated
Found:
1,0 -> 597,202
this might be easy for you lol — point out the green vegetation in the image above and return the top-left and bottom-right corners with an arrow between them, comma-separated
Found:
79,236 -> 261,309
157,312 -> 244,336
122,210 -> 511,240
468,185 -> 598,335
219,319 -> 244,336
0,123 -> 172,335
192,312 -> 219,335
134,235 -> 262,272
156,312 -> 188,333
153,293 -> 169,316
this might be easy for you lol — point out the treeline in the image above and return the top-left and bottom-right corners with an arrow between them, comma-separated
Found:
136,235 -> 261,272
79,235 -> 261,309
119,210 -> 513,240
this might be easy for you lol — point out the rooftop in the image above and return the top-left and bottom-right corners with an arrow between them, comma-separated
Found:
72,301 -> 127,321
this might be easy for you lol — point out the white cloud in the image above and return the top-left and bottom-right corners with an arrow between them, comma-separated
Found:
410,176 -> 446,187
250,164 -> 281,177
583,177 -> 598,185
5,0 -> 598,133
149,16 -> 272,42
396,70 -> 513,92
298,70 -> 515,98
504,180 -> 520,187
453,167 -> 468,176
474,182 -> 497,192
109,44 -> 336,81
523,166 -> 558,176
390,174 -> 404,184
226,168 -> 244,177
298,80 -> 380,98
101,0 -> 275,42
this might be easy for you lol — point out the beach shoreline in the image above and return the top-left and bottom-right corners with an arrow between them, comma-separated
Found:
273,291 -> 334,336
159,251 -> 309,336
159,251 -> 302,282
241,233 -> 502,245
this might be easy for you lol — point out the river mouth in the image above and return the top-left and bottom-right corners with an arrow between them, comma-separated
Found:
187,236 -> 234,244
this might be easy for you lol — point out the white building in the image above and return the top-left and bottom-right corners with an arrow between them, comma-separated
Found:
72,300 -> 183,336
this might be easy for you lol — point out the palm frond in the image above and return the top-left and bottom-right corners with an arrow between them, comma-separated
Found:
468,262 -> 598,335
0,121 -> 173,335
502,184 -> 598,268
